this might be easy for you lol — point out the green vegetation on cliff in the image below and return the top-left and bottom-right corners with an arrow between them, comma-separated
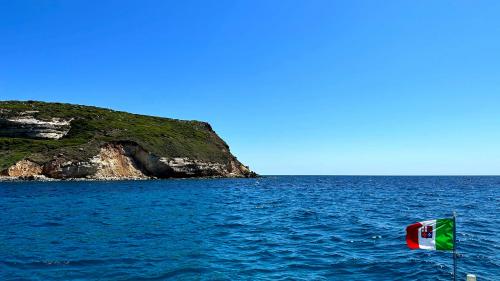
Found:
0,101 -> 240,172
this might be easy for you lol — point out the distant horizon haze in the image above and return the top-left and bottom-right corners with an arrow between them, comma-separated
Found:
1,1 -> 499,175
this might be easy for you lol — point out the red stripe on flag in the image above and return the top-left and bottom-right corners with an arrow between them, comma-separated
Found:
406,222 -> 422,249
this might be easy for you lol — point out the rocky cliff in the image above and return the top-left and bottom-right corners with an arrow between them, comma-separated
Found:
0,101 -> 256,180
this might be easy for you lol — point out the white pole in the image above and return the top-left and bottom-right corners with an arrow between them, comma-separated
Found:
466,274 -> 476,281
453,212 -> 457,281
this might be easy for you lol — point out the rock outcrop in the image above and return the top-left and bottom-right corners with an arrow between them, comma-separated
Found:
0,112 -> 72,139
0,101 -> 257,180
3,160 -> 43,177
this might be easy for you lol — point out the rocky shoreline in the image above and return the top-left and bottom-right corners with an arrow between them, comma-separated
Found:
0,174 -> 255,182
1,142 -> 256,180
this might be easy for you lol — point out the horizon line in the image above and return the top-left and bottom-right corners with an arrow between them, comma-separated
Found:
259,174 -> 500,177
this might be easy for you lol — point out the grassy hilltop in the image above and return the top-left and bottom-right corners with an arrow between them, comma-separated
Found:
0,101 -> 243,173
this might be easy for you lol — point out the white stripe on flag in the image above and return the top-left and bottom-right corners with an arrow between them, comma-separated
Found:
417,220 -> 436,250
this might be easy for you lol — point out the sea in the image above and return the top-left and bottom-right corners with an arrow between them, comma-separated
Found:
0,176 -> 498,281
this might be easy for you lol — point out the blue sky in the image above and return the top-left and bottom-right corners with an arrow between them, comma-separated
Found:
1,1 -> 499,175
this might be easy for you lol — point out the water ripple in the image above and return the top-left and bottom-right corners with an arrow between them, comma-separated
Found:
0,176 -> 498,280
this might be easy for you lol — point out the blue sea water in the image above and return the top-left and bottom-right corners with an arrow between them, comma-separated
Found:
0,176 -> 498,281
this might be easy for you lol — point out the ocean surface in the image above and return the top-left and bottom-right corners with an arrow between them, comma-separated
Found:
0,176 -> 498,281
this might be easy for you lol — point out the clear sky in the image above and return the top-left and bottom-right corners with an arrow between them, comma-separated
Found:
1,1 -> 499,175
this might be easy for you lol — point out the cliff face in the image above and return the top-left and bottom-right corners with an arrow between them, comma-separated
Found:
0,101 -> 256,180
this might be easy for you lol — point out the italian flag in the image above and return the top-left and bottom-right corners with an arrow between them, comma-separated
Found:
406,218 -> 454,251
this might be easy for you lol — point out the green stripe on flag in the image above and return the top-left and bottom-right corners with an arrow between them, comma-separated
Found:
436,218 -> 454,251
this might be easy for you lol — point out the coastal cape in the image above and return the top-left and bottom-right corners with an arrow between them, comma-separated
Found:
0,101 -> 256,180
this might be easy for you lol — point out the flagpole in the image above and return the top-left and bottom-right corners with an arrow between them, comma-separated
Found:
453,211 -> 457,281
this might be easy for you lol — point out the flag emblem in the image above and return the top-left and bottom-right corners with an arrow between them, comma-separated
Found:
421,225 -> 433,238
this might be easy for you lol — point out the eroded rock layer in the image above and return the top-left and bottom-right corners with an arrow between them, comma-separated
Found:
0,116 -> 72,140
